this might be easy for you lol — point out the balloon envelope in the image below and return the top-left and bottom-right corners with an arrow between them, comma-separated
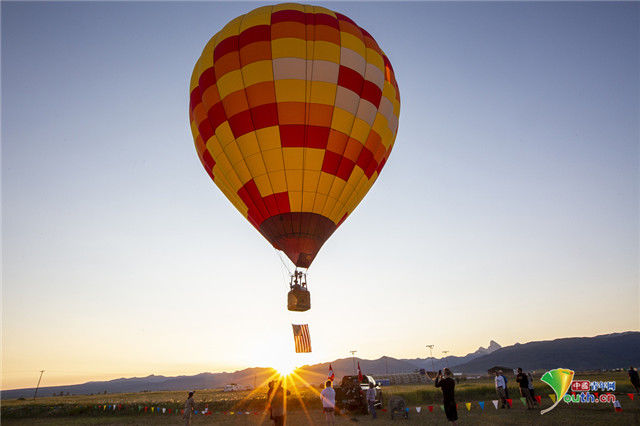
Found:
189,3 -> 400,267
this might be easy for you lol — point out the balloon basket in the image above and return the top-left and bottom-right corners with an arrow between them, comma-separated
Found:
287,288 -> 310,312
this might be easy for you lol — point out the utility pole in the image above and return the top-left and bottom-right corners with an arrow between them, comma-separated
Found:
349,350 -> 357,375
33,370 -> 45,400
426,345 -> 435,372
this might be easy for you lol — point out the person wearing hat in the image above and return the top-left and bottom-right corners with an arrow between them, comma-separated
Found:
183,391 -> 196,425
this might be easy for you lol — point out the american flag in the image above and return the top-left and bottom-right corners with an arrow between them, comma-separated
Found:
291,324 -> 312,353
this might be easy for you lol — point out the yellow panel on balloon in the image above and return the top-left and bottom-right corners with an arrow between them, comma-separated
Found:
262,148 -> 285,172
241,61 -> 274,86
331,108 -> 356,135
289,191 -> 303,212
217,71 -> 244,99
269,170 -> 288,193
283,148 -> 304,170
309,82 -> 337,106
285,169 -> 303,192
245,153 -> 268,177
304,148 -> 324,171
275,80 -> 307,103
256,126 -> 281,151
272,38 -> 306,60
253,174 -> 274,197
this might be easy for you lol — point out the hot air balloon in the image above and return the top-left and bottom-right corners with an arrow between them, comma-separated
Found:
189,3 -> 400,311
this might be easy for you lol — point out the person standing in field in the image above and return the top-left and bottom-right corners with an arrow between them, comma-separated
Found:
271,382 -> 290,426
516,368 -> 535,409
629,366 -> 640,394
266,380 -> 275,420
320,380 -> 336,425
494,371 -> 509,408
435,368 -> 458,425
183,391 -> 195,426
527,372 -> 538,407
500,370 -> 510,400
366,382 -> 377,419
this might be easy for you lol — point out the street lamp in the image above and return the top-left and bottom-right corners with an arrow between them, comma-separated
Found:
442,350 -> 449,367
349,350 -> 357,375
426,345 -> 435,372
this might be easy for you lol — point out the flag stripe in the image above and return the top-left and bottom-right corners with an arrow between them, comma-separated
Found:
292,324 -> 312,353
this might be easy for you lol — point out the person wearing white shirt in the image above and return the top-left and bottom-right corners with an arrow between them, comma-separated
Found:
494,371 -> 509,408
366,383 -> 377,419
320,380 -> 336,425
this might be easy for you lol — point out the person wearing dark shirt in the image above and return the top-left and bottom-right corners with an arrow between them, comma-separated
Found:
435,368 -> 457,424
515,368 -> 535,409
629,366 -> 640,394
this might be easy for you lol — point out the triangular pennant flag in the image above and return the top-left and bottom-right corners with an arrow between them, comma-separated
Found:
549,394 -> 556,403
506,398 -> 512,407
230,411 -> 234,415
520,397 -> 527,406
245,411 -> 250,415
428,405 -> 433,412
465,402 -> 471,411
535,395 -> 541,404
162,408 -> 166,414
492,400 -> 498,409
168,408 -> 172,414
614,400 -> 622,412
479,401 -> 485,410
440,404 -> 444,411
151,407 -> 155,413
416,407 -> 421,413
628,393 -> 635,401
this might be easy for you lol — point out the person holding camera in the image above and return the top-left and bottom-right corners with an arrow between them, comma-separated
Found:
435,368 -> 458,424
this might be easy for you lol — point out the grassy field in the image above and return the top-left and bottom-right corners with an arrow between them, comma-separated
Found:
2,371 -> 639,424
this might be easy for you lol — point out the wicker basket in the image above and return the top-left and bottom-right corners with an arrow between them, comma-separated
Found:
287,288 -> 311,311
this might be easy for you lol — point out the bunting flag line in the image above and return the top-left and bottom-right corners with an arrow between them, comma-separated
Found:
506,398 -> 512,407
628,393 -> 635,401
19,392 -> 618,418
291,324 -> 312,353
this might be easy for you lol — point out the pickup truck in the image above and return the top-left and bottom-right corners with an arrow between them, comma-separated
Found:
334,375 -> 383,414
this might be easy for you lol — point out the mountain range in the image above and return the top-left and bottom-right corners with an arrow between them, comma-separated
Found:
2,331 -> 637,400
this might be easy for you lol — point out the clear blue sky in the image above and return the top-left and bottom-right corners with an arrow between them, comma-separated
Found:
2,1 -> 638,389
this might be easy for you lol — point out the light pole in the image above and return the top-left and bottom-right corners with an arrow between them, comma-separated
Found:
33,370 -> 45,400
349,350 -> 357,375
426,345 -> 435,372
442,350 -> 449,368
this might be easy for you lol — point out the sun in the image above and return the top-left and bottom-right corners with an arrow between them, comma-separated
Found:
272,359 -> 298,377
